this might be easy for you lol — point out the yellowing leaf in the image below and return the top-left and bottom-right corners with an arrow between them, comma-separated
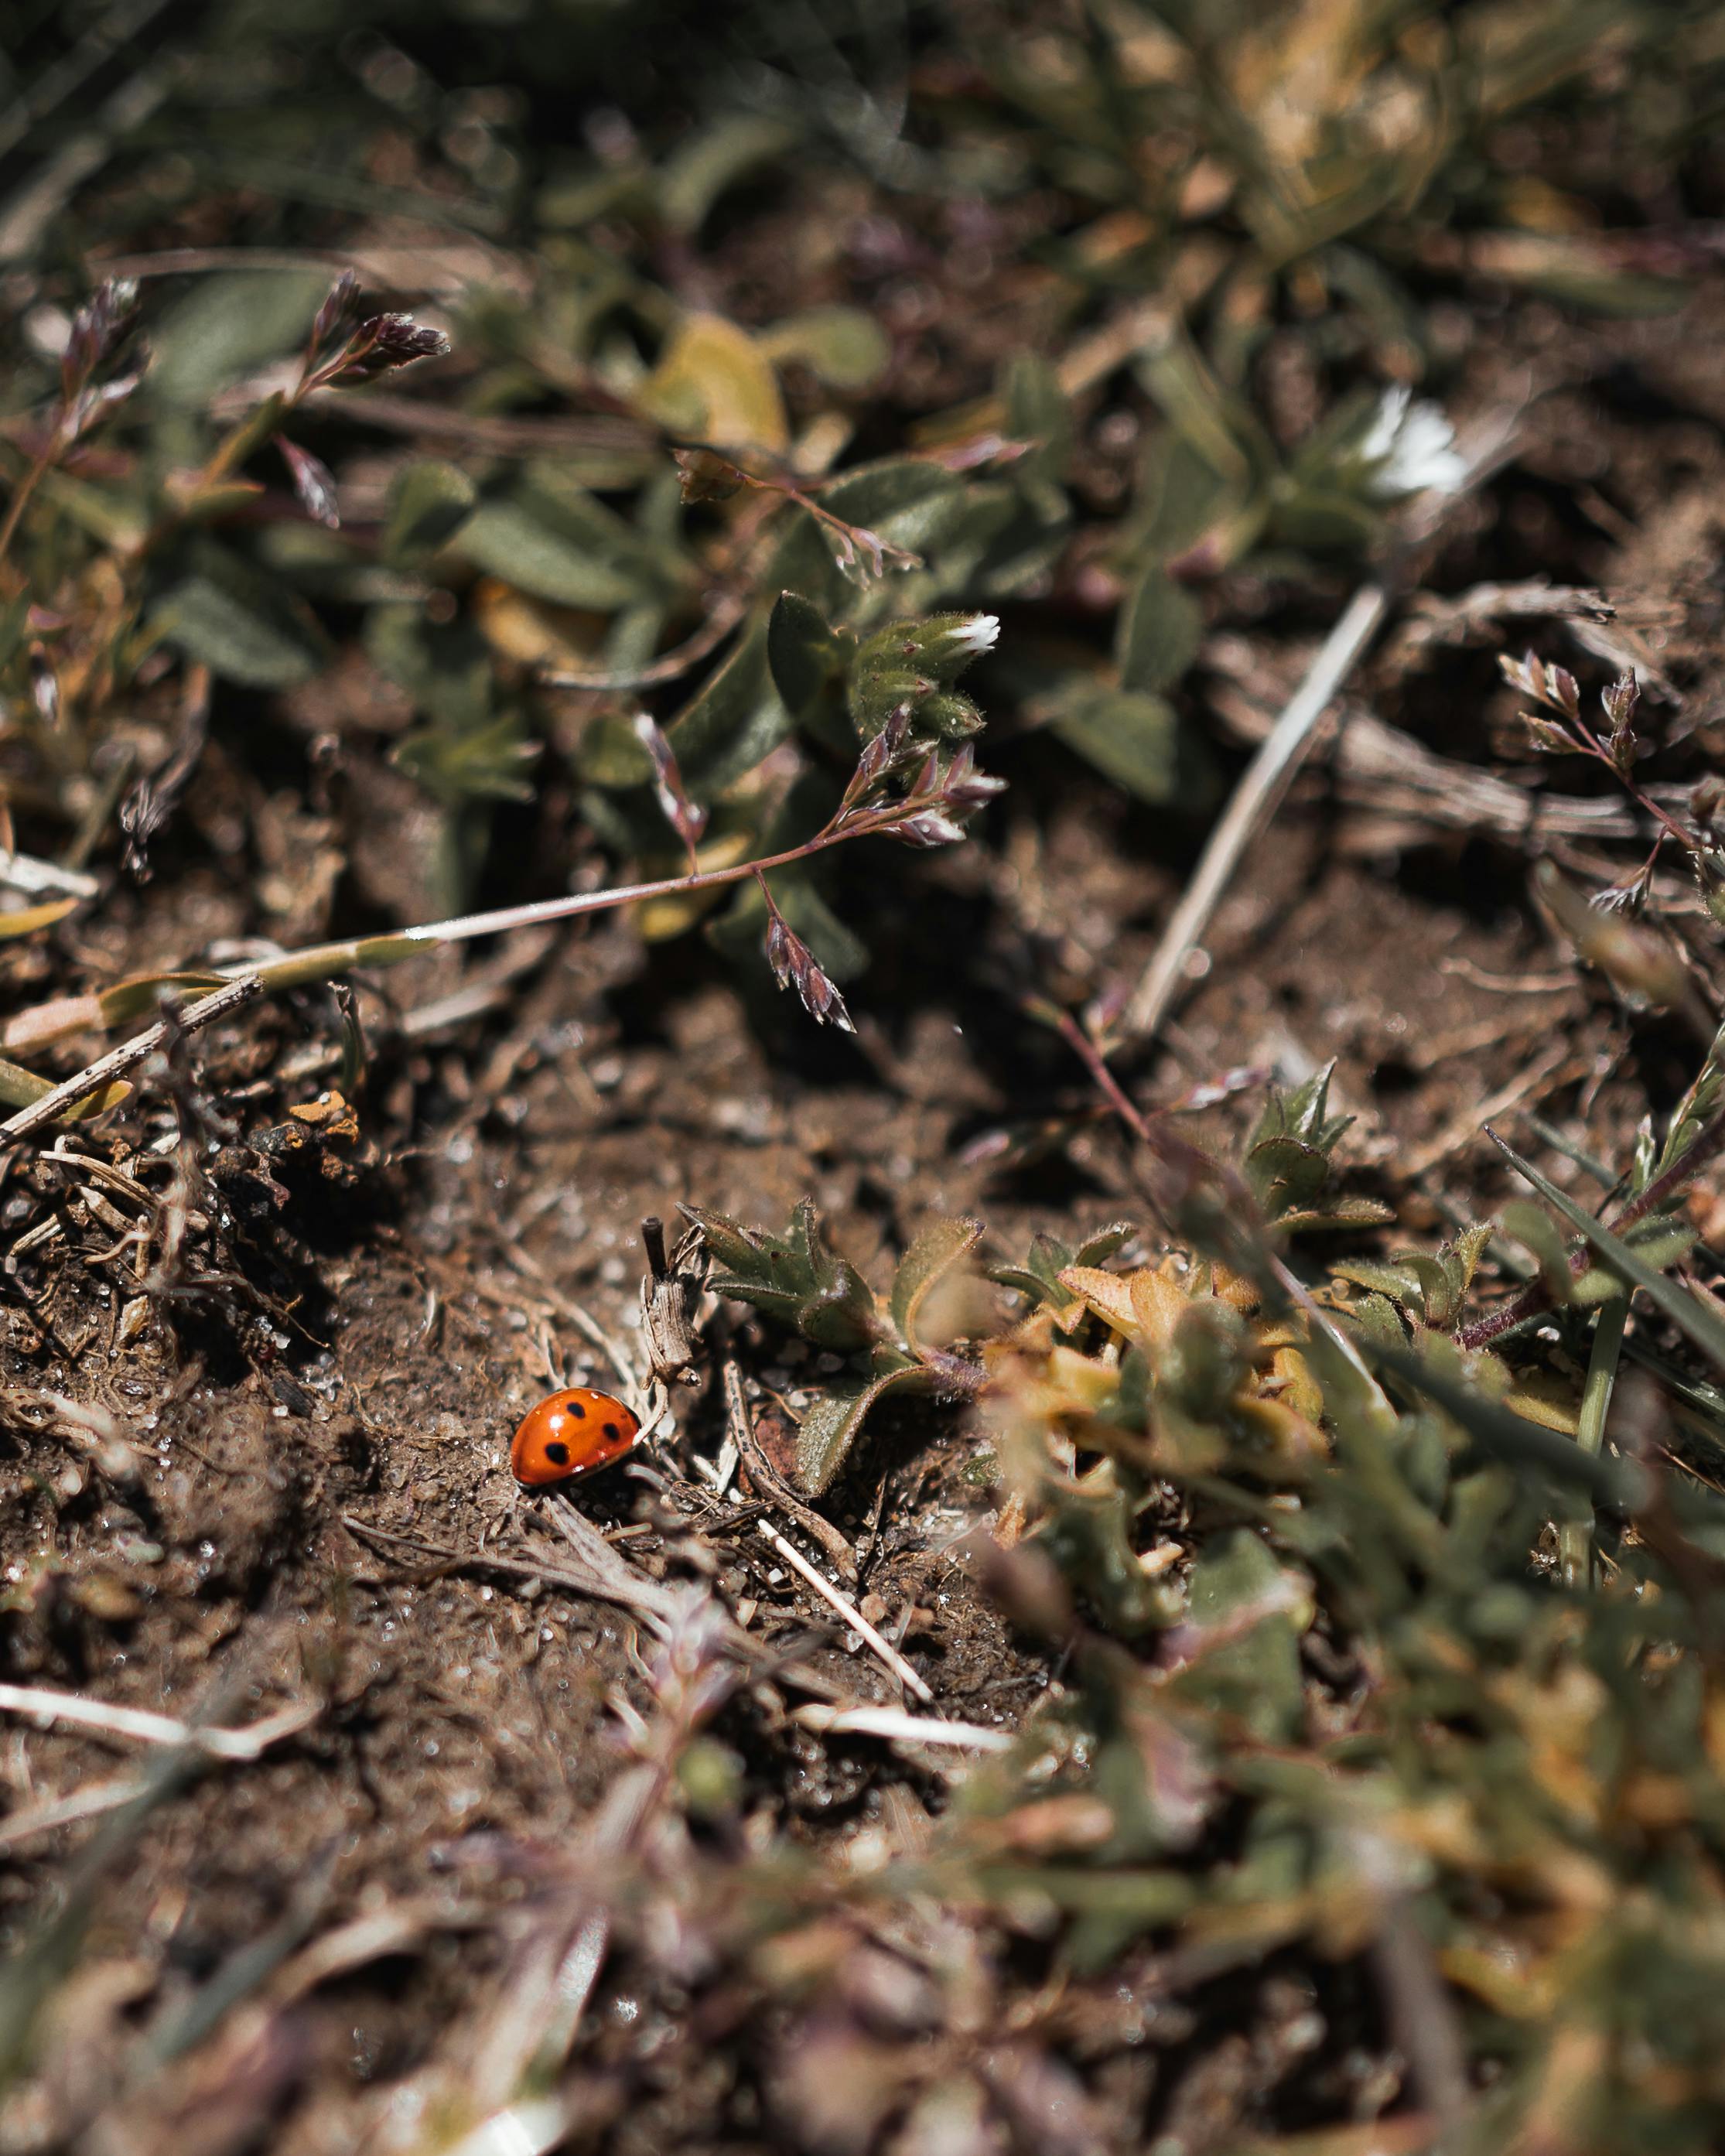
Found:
635,829 -> 754,939
1058,1264 -> 1139,1338
469,578 -> 600,670
637,314 -> 788,456
1502,1373 -> 1582,1437
3,993 -> 102,1055
0,897 -> 78,940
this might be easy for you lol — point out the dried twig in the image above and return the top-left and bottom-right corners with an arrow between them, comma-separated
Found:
1123,425 -> 1518,1044
0,1681 -> 317,1759
0,851 -> 99,900
791,1701 -> 1013,1751
0,1772 -> 156,1851
757,1519 -> 933,1703
1124,584 -> 1391,1042
726,1368 -> 857,1580
0,973 -> 261,1140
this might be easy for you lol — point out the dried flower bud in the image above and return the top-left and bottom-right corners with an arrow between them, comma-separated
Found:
1602,671 -> 1641,733
936,744 -> 1006,816
63,370 -> 144,446
673,447 -> 745,504
825,521 -> 919,586
632,711 -> 708,854
1697,851 -> 1725,930
278,439 -> 340,528
328,313 -> 450,384
60,278 -> 139,401
1500,648 -> 1578,717
309,270 -> 362,356
1523,716 -> 1573,754
763,901 -> 854,1032
27,650 -> 59,727
841,701 -> 916,808
887,809 -> 968,849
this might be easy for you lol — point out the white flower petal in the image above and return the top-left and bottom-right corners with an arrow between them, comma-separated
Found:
948,613 -> 1000,656
1362,388 -> 1465,498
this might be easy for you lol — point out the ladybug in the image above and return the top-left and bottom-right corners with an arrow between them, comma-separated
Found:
510,1387 -> 642,1488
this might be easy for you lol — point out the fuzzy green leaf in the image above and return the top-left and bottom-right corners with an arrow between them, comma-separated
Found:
796,1362 -> 936,1495
1500,1200 -> 1576,1302
150,544 -> 327,688
1118,566 -> 1203,695
384,461 -> 477,565
767,591 -> 847,721
890,1216 -> 983,1356
1050,688 -> 1178,805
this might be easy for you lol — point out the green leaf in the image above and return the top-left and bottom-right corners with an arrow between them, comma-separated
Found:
1039,1478 -> 1184,1637
364,606 -> 493,733
1129,434 -> 1234,562
688,1196 -> 879,1356
1500,1200 -> 1576,1303
393,713 -> 538,808
767,592 -> 848,722
150,543 -> 327,688
456,494 -> 647,612
796,1364 -> 937,1495
98,972 -> 226,1030
1170,1531 -> 1308,1744
657,114 -> 797,235
1493,1133 -> 1725,1372
384,462 -> 477,565
1117,566 -> 1203,695
890,1217 -> 983,1355
636,313 -> 787,454
678,1204 -> 762,1278
1332,1259 -> 1430,1311
1072,1223 -> 1135,1269
666,621 -> 789,794
0,898 -> 77,940
0,593 -> 29,671
1365,1338 -> 1652,1512
149,269 -> 330,407
759,307 -> 891,391
0,1053 -> 126,1120
1050,688 -> 1178,804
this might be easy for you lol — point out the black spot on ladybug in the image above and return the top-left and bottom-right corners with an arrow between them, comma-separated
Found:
569,1399 -> 586,1416
545,1440 -> 570,1466
603,1422 -> 621,1440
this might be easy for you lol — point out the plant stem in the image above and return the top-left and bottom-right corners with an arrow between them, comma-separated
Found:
0,787 -> 944,1125
1559,1293 -> 1628,1589
0,439 -> 57,574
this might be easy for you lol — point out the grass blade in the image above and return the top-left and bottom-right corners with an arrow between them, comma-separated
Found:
1488,1129 -> 1725,1373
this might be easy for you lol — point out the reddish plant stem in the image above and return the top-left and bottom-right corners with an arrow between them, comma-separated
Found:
1054,1011 -> 1154,1143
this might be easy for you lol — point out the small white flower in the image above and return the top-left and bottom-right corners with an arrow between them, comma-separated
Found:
947,613 -> 1000,657
1360,387 -> 1467,498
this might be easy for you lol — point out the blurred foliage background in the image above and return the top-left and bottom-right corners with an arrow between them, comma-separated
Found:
9,6 -> 1725,2154
4,0 -> 1722,999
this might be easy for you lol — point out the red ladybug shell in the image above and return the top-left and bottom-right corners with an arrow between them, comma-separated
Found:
511,1388 -> 641,1487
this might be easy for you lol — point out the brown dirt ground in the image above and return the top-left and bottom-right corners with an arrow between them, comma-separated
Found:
4,245 -> 1725,2152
